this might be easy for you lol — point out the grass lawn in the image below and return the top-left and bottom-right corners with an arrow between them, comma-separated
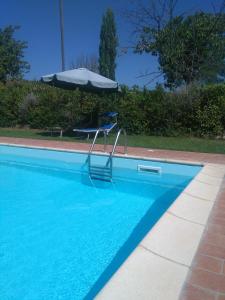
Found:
0,127 -> 224,154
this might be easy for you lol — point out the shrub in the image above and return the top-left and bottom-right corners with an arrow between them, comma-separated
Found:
0,80 -> 224,137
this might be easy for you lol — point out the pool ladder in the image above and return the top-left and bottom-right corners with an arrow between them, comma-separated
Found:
87,129 -> 127,181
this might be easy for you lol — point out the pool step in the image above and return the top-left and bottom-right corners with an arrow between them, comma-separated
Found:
89,165 -> 112,182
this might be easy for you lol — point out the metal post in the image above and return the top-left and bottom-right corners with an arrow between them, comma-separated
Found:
59,0 -> 65,71
104,131 -> 107,152
124,129 -> 127,154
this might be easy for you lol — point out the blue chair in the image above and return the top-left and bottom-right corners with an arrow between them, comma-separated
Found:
73,112 -> 118,140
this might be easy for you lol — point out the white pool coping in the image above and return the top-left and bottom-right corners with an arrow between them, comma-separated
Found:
0,142 -> 224,300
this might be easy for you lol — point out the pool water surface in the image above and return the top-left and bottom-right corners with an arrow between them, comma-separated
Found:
0,145 -> 201,299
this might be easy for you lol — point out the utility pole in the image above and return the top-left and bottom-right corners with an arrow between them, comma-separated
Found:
59,0 -> 65,71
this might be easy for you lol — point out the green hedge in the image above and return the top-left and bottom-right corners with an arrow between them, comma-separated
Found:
0,80 -> 224,137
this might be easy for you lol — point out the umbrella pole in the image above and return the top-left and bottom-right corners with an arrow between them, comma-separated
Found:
59,0 -> 65,71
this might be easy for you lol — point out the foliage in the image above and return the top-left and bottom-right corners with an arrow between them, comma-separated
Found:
0,80 -> 224,138
195,84 -> 225,136
99,8 -> 118,80
0,26 -> 30,82
134,9 -> 225,87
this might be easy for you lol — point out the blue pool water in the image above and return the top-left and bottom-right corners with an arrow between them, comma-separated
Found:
0,145 -> 201,300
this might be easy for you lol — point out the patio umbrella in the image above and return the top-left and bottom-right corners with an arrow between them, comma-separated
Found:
41,67 -> 120,92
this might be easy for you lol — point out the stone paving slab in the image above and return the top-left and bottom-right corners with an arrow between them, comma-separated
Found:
141,212 -> 204,266
184,180 -> 221,202
97,246 -> 188,300
169,193 -> 214,225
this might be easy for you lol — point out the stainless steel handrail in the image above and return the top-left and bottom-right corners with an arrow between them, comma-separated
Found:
106,128 -> 127,171
111,128 -> 127,156
89,129 -> 100,153
88,129 -> 100,174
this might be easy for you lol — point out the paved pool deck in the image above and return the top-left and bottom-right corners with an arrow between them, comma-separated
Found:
0,137 -> 225,300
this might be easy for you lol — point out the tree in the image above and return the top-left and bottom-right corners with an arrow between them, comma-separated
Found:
127,0 -> 225,88
0,26 -> 30,82
70,53 -> 99,73
137,12 -> 225,88
99,8 -> 118,80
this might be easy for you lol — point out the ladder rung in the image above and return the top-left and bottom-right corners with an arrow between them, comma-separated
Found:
90,174 -> 112,182
90,170 -> 111,176
90,171 -> 111,176
90,165 -> 110,171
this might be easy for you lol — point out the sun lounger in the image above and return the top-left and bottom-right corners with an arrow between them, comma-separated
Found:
73,122 -> 117,140
73,112 -> 118,139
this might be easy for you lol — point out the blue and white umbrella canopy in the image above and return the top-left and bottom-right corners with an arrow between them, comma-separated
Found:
41,68 -> 120,92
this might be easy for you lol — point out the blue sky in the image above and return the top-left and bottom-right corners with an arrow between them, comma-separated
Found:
0,0 -> 223,87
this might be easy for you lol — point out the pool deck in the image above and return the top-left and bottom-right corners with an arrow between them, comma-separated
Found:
1,137 -> 225,300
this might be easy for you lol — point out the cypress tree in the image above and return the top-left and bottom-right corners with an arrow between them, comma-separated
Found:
99,8 -> 118,80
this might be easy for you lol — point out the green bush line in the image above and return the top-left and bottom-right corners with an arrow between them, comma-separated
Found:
0,80 -> 225,138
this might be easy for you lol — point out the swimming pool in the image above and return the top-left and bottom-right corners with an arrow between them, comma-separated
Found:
0,145 -> 201,300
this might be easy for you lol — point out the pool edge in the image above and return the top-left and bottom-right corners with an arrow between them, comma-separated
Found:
0,142 -> 203,167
